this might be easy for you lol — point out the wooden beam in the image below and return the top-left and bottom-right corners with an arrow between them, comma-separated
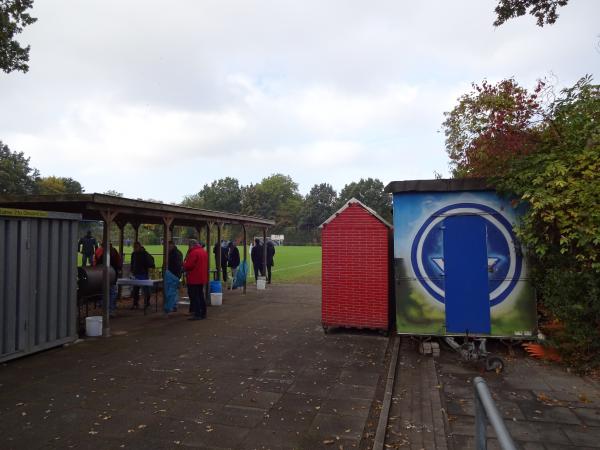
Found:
99,209 -> 117,338
216,222 -> 222,281
162,216 -> 174,275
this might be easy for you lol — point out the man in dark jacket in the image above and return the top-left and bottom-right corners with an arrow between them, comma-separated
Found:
164,241 -> 183,314
250,238 -> 264,280
78,230 -> 98,266
266,240 -> 276,284
227,241 -> 241,290
130,241 -> 154,309
213,240 -> 229,282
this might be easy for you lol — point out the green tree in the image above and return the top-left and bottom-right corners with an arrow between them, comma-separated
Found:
497,77 -> 600,369
35,176 -> 84,194
1,0 -> 37,73
446,75 -> 600,369
0,140 -> 38,194
494,0 -> 569,27
182,177 -> 242,213
442,78 -> 545,178
338,178 -> 391,221
241,174 -> 303,231
299,183 -> 338,229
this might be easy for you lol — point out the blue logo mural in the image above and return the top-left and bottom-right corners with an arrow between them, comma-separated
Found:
410,203 -> 522,307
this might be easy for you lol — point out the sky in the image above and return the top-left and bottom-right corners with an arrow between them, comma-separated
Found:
1,0 -> 599,203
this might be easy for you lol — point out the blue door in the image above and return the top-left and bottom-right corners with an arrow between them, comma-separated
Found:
443,214 -> 491,334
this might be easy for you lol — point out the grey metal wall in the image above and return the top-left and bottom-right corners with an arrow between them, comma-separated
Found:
0,213 -> 79,363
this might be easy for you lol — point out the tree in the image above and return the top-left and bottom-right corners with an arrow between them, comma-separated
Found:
181,177 -> 242,213
299,183 -> 338,229
494,0 -> 569,27
338,178 -> 391,221
496,76 -> 600,369
0,0 -> 37,73
35,176 -> 84,194
0,140 -> 38,194
241,174 -> 303,231
442,78 -> 545,178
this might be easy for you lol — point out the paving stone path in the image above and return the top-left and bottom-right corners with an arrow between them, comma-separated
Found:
437,342 -> 600,449
0,284 -> 388,450
385,338 -> 448,450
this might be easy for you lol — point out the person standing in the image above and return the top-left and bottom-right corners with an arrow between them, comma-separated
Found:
78,230 -> 98,266
184,239 -> 208,320
227,241 -> 240,290
220,240 -> 229,282
266,240 -> 276,284
164,240 -> 183,315
96,243 -> 122,316
130,242 -> 154,309
250,238 -> 264,280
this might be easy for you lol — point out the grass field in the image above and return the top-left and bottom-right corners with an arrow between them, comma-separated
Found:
84,245 -> 322,285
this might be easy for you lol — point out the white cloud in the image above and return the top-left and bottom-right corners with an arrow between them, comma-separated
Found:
0,0 -> 598,201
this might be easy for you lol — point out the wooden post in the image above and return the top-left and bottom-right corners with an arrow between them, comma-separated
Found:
116,220 -> 126,299
162,216 -> 174,276
242,223 -> 247,295
262,227 -> 268,284
100,209 -> 117,338
131,220 -> 141,243
206,222 -> 212,302
216,222 -> 222,281
117,221 -> 125,259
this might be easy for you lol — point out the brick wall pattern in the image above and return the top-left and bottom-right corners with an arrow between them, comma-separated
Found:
321,202 -> 390,330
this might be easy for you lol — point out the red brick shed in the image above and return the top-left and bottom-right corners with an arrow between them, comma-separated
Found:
320,198 -> 392,333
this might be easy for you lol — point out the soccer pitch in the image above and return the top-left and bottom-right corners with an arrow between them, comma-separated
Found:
90,245 -> 322,285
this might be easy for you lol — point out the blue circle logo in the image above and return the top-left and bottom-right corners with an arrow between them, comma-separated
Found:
410,203 -> 522,307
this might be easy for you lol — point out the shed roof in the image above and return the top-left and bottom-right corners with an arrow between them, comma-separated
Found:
385,178 -> 492,194
319,198 -> 392,229
0,193 -> 275,228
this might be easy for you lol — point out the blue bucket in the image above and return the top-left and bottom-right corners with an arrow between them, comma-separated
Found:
209,280 -> 222,293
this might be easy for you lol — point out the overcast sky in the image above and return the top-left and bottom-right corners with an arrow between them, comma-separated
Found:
1,0 -> 598,202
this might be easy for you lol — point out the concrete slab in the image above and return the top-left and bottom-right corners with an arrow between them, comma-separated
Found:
0,284 -> 388,450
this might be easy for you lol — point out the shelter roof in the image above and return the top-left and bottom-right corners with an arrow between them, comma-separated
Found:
385,178 -> 492,193
0,193 -> 274,228
319,197 -> 392,229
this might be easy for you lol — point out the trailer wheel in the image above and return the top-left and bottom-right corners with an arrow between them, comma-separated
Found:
485,356 -> 504,373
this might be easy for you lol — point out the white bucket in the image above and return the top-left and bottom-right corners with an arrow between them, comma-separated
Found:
210,293 -> 223,306
256,277 -> 266,290
85,316 -> 102,337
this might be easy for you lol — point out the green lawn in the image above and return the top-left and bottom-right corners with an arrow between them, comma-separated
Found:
84,245 -> 322,285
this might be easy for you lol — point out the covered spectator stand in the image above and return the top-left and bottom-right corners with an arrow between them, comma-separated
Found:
0,194 -> 274,341
320,198 -> 392,333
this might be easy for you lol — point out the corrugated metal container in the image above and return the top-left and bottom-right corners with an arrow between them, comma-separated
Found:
0,208 -> 81,363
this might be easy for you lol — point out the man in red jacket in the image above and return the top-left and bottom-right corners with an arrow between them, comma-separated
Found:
183,239 -> 209,320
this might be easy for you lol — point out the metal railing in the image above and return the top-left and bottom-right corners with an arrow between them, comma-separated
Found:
474,377 -> 518,450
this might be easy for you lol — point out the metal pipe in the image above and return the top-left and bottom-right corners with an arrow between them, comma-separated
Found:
473,377 -> 517,450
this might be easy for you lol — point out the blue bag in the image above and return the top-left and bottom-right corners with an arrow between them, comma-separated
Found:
233,260 -> 248,289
